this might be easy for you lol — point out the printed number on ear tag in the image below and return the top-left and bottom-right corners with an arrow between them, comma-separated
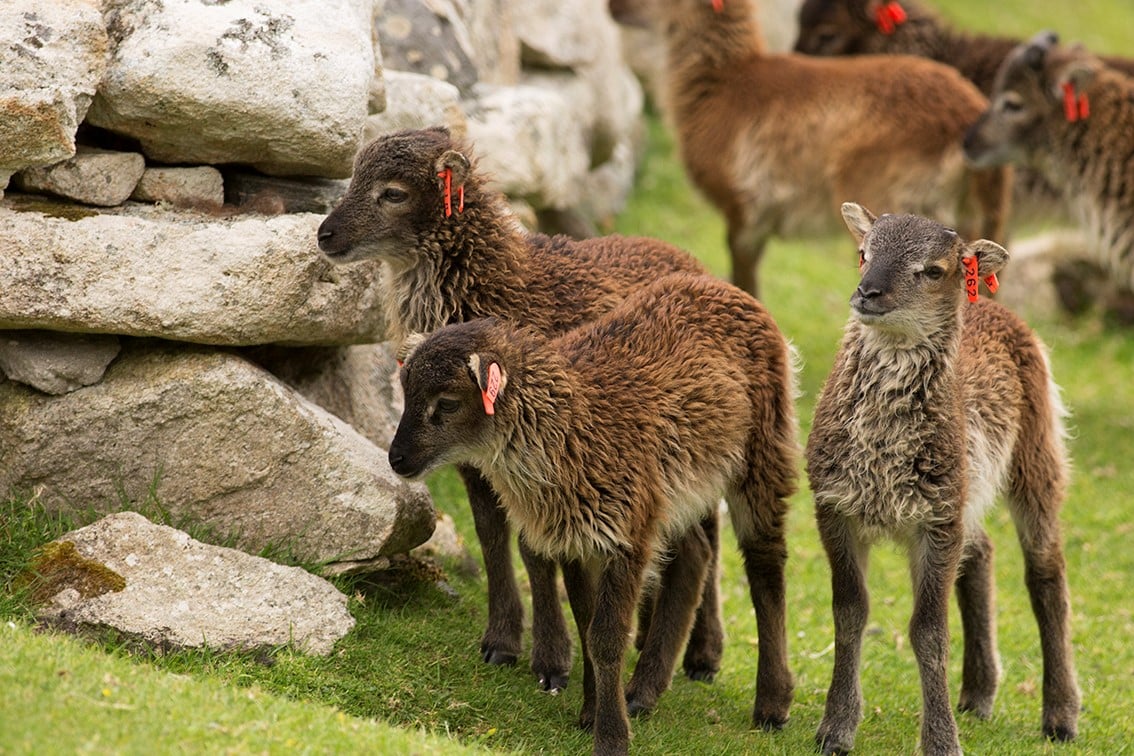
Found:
482,363 -> 502,415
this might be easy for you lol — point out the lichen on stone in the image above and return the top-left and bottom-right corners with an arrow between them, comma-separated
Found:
15,540 -> 126,605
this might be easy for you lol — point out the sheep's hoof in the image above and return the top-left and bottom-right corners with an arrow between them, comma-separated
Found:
684,665 -> 717,683
481,647 -> 518,666
626,697 -> 654,719
1044,723 -> 1077,742
538,673 -> 569,693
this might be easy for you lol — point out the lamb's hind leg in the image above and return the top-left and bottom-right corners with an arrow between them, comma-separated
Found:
727,223 -> 768,299
955,527 -> 1001,719
815,510 -> 869,755
626,524 -> 711,716
1008,453 -> 1080,740
682,511 -> 724,682
460,466 -> 571,689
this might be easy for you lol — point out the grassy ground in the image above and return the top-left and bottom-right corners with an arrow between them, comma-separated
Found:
3,1 -> 1133,753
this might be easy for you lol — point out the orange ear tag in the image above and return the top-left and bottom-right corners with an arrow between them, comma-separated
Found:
983,273 -> 1000,295
482,362 -> 502,415
962,256 -> 980,303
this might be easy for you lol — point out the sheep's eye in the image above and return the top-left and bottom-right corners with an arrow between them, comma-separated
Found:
922,265 -> 945,280
1000,94 -> 1024,113
436,397 -> 461,414
381,187 -> 409,204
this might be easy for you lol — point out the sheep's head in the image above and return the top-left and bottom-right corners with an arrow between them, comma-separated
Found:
841,202 -> 1008,340
388,319 -> 512,479
795,0 -> 919,56
963,31 -> 1100,168
316,126 -> 474,265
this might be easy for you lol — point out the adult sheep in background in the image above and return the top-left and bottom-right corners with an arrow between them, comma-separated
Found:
658,0 -> 1010,298
389,271 -> 799,755
317,127 -> 724,696
807,203 -> 1079,754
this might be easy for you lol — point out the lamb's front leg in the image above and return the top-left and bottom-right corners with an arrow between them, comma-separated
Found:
815,509 -> 870,755
589,546 -> 651,756
561,559 -> 597,731
909,524 -> 964,756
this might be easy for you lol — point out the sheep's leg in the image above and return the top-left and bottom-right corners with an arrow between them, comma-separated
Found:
1008,484 -> 1079,740
633,584 -> 656,653
459,467 -> 524,666
963,165 -> 1011,245
461,467 -> 572,686
562,559 -> 597,732
682,511 -> 724,682
521,532 -> 573,691
815,510 -> 869,755
727,224 -> 767,299
626,525 -> 711,716
908,524 -> 963,756
729,501 -> 793,729
588,546 -> 651,756
955,527 -> 1001,719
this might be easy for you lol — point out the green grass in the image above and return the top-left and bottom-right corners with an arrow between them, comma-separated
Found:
4,1 -> 1134,752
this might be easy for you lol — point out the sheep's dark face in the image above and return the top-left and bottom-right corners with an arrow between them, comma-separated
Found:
841,202 -> 1008,341
388,321 -> 507,480
964,32 -> 1096,168
316,126 -> 461,266
794,0 -> 874,56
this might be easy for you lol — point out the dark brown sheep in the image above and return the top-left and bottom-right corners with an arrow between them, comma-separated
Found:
659,0 -> 1010,297
317,127 -> 723,693
389,271 -> 799,755
807,203 -> 1079,754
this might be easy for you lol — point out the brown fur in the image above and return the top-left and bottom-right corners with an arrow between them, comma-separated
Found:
389,272 -> 799,755
317,127 -> 723,692
965,33 -> 1134,293
806,203 -> 1079,754
660,0 -> 1010,297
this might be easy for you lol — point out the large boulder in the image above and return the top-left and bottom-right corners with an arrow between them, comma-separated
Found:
34,512 -> 356,655
86,0 -> 375,177
0,0 -> 108,180
0,343 -> 435,567
0,201 -> 386,346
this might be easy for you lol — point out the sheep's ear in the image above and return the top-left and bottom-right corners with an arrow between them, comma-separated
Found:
467,353 -> 508,416
966,239 -> 1009,278
397,333 -> 428,367
435,149 -> 472,188
841,202 -> 876,246
1050,57 -> 1097,101
1024,30 -> 1058,70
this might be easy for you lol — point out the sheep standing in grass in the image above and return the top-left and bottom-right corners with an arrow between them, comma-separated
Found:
388,272 -> 799,756
317,127 -> 724,694
807,203 -> 1079,754
964,32 -> 1134,295
659,0 -> 1010,297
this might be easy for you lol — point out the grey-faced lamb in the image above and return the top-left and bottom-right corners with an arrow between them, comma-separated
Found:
659,0 -> 1010,297
388,271 -> 799,755
806,203 -> 1079,754
316,126 -> 723,694
964,32 -> 1134,297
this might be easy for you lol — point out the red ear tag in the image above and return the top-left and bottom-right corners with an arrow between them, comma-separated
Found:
1078,92 -> 1090,120
1062,81 -> 1080,123
397,359 -> 404,368
711,0 -> 723,12
962,256 -> 980,303
875,1 -> 906,34
457,184 -> 465,213
983,273 -> 1000,295
481,362 -> 502,416
438,168 -> 453,217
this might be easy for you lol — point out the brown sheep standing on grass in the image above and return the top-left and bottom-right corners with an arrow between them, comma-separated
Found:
388,271 -> 799,756
317,127 -> 725,695
807,203 -> 1079,754
658,0 -> 1010,298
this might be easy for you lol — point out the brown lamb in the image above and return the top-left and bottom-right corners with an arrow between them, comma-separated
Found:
388,271 -> 799,756
807,202 -> 1079,754
964,32 -> 1134,296
316,126 -> 724,695
659,0 -> 1010,298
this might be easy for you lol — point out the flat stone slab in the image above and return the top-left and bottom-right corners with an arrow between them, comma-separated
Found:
36,512 -> 356,655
